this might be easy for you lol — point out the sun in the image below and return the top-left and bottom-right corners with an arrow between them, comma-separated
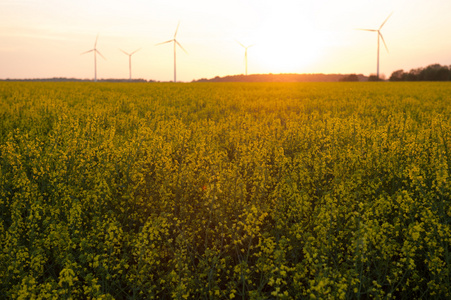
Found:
254,31 -> 323,74
249,8 -> 326,74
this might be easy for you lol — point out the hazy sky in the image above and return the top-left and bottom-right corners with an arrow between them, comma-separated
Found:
1,0 -> 450,81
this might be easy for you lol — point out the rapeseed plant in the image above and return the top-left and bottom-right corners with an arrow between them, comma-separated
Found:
1,82 -> 450,299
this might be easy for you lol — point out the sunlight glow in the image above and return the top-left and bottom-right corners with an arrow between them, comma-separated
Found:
0,0 -> 451,81
253,29 -> 324,74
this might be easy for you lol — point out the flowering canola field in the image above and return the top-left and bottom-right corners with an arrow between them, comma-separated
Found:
1,82 -> 450,299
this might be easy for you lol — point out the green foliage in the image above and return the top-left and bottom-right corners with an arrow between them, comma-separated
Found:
1,82 -> 451,299
339,74 -> 359,82
389,64 -> 451,81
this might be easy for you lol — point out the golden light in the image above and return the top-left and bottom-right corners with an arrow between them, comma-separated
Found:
249,3 -> 327,74
254,29 -> 324,73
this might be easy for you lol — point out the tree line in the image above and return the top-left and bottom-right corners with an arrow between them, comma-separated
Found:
389,64 -> 451,81
194,73 -> 368,82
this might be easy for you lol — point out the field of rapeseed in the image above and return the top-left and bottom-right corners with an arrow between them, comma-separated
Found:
1,81 -> 450,299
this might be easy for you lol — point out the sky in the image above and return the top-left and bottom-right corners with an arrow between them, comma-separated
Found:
1,0 -> 451,82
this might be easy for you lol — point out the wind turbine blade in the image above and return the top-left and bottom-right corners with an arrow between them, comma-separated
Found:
155,40 -> 173,46
356,28 -> 377,32
131,48 -> 141,55
94,34 -> 99,48
120,49 -> 129,55
379,32 -> 389,53
379,12 -> 393,30
176,40 -> 188,54
174,21 -> 180,38
96,50 -> 106,60
247,44 -> 255,49
81,49 -> 94,55
236,40 -> 245,48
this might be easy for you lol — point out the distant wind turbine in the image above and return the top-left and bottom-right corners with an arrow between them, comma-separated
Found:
81,34 -> 106,82
156,22 -> 187,83
237,41 -> 254,76
357,12 -> 393,80
120,48 -> 141,81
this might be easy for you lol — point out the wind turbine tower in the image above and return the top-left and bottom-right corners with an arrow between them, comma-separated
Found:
156,22 -> 187,83
81,34 -> 106,82
358,13 -> 393,80
120,48 -> 141,81
237,41 -> 253,76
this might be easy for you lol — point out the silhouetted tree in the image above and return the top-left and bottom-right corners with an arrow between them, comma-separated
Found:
420,64 -> 450,81
339,74 -> 359,82
389,69 -> 405,81
437,67 -> 450,81
408,68 -> 423,81
390,64 -> 451,81
368,75 -> 381,81
191,73 -> 370,83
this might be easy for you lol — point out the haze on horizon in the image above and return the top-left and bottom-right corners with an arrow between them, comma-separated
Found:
1,0 -> 450,82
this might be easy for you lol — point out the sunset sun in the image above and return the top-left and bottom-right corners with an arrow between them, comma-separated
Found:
254,29 -> 324,73
245,2 -> 326,74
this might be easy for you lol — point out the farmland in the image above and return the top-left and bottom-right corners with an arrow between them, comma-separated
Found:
1,81 -> 451,299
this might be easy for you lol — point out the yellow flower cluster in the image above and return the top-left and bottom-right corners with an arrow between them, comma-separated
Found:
1,81 -> 451,299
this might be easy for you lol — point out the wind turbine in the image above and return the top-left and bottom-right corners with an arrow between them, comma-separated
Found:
237,41 -> 253,76
81,34 -> 106,82
357,12 -> 393,80
156,22 -> 187,83
120,48 -> 141,81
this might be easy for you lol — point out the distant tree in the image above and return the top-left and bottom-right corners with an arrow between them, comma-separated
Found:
407,68 -> 422,81
389,64 -> 451,82
389,69 -> 405,81
420,64 -> 450,81
435,66 -> 450,81
339,74 -> 359,82
368,75 -> 382,81
437,66 -> 451,81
